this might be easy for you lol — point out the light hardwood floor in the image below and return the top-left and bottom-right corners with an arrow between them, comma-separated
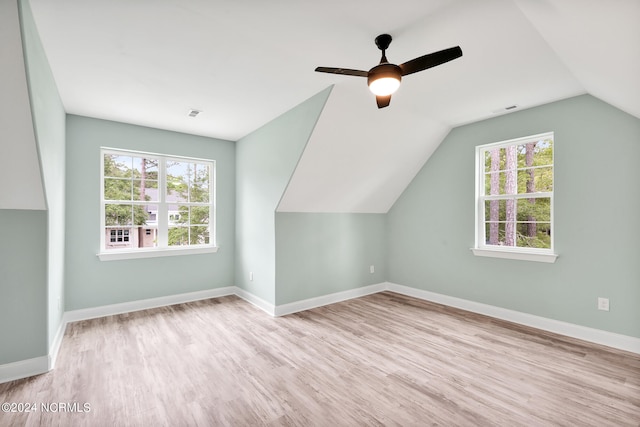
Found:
1,292 -> 639,426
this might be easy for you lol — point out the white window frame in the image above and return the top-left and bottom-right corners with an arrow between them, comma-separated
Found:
471,132 -> 558,263
99,148 -> 218,261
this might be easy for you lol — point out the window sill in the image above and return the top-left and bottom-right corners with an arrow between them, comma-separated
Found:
471,247 -> 558,263
98,246 -> 218,261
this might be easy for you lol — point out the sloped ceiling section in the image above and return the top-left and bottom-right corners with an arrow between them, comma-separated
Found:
514,0 -> 640,120
277,82 -> 450,213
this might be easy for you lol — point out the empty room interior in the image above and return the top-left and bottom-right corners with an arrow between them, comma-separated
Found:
1,0 -> 639,425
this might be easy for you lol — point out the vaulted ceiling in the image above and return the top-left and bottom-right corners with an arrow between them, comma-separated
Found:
29,0 -> 640,212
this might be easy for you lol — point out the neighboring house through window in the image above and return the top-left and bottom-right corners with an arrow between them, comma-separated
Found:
472,132 -> 557,263
109,229 -> 130,243
100,148 -> 216,260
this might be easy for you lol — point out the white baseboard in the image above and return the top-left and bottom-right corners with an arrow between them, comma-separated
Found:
0,356 -> 48,384
234,287 -> 276,316
274,283 -> 387,316
63,286 -> 236,323
386,282 -> 640,355
4,282 -> 638,385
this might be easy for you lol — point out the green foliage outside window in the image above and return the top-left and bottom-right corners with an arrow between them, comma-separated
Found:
103,155 -> 155,226
166,161 -> 211,246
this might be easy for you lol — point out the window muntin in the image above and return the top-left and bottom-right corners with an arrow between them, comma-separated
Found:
476,133 -> 554,253
101,149 -> 215,254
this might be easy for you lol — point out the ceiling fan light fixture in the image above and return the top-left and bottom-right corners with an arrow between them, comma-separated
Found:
369,76 -> 401,96
367,63 -> 402,96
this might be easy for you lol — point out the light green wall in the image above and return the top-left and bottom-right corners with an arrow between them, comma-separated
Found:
235,87 -> 332,304
65,115 -> 235,310
275,213 -> 386,305
0,210 -> 47,364
388,94 -> 640,338
19,0 -> 67,349
0,0 -> 62,366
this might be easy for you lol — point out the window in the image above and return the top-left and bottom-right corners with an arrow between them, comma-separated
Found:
100,148 -> 217,260
473,132 -> 557,263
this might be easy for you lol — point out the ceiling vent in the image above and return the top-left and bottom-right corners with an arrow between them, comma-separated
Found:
188,109 -> 201,117
492,105 -> 518,114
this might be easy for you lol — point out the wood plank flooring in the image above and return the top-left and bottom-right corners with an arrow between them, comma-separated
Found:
1,292 -> 639,426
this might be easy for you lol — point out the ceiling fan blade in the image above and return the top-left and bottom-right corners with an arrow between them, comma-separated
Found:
315,67 -> 368,77
399,46 -> 462,76
376,95 -> 391,109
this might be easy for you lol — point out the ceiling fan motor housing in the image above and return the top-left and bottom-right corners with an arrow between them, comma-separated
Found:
367,63 -> 402,87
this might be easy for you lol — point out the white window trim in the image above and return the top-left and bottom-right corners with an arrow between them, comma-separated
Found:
98,246 -> 218,261
99,147 -> 218,261
470,247 -> 557,263
473,132 -> 557,263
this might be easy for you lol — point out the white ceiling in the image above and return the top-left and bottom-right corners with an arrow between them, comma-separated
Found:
29,0 -> 640,212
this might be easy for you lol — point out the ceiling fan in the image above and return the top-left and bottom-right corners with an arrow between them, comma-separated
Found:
315,34 -> 462,109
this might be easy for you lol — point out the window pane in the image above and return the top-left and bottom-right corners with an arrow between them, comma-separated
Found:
168,226 -> 189,246
104,178 -> 131,201
104,204 -> 150,227
517,167 -> 553,194
484,199 -> 504,245
533,140 -> 553,167
484,221 -> 506,246
145,204 -> 158,226
190,163 -> 210,203
132,157 -> 159,180
484,172 -> 497,196
104,155 -> 133,178
516,222 -> 551,249
138,227 -> 157,248
166,161 -> 190,200
484,148 -> 506,173
190,206 -> 209,225
105,204 -> 133,226
516,197 -> 551,222
190,226 -> 210,245
484,198 -> 517,247
484,199 -> 515,223
133,205 -> 150,226
484,171 -> 517,195
133,179 -> 158,201
172,206 -> 190,224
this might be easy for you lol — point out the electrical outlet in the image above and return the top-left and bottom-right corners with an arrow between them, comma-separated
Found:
249,272 -> 254,281
370,265 -> 375,274
597,297 -> 609,311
